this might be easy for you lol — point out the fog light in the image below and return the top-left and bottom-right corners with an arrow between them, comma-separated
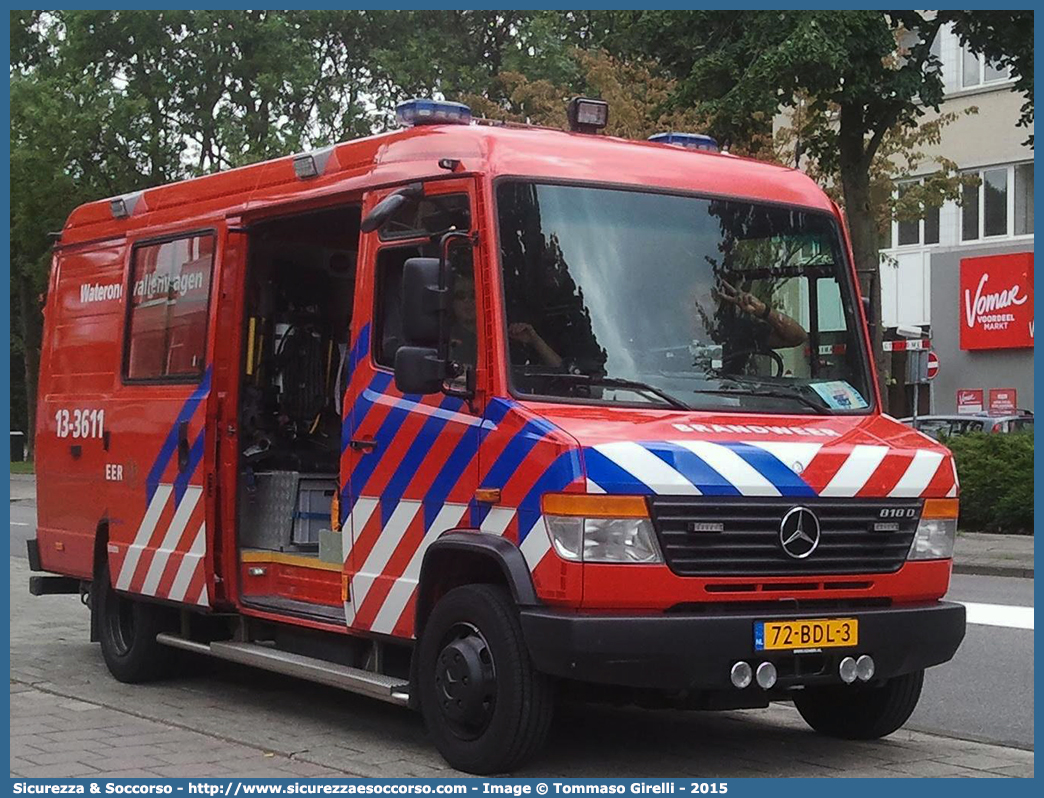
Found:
839,656 -> 858,684
730,661 -> 752,689
855,654 -> 875,682
755,661 -> 777,690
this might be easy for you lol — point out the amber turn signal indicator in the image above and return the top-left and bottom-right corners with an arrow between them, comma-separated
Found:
922,498 -> 959,519
541,493 -> 649,518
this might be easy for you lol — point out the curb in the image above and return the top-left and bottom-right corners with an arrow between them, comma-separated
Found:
952,563 -> 1034,579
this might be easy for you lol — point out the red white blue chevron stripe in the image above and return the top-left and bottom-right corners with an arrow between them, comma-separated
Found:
584,439 -> 957,499
108,368 -> 212,608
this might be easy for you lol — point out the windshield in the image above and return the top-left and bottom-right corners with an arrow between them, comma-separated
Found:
495,182 -> 874,415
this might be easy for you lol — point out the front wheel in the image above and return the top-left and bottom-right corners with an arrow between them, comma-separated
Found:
417,584 -> 554,774
94,562 -> 177,683
794,669 -> 925,740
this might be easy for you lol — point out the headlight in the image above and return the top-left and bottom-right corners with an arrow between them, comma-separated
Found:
542,494 -> 663,564
908,498 -> 959,560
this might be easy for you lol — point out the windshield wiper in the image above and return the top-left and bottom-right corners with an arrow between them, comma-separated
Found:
692,384 -> 831,415
522,371 -> 692,411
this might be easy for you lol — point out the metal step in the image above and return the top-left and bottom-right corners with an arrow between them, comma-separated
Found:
156,634 -> 409,706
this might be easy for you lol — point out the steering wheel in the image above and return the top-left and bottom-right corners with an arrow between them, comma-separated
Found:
719,348 -> 785,378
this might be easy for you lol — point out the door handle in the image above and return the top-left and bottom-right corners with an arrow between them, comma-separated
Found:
349,438 -> 378,453
177,421 -> 190,471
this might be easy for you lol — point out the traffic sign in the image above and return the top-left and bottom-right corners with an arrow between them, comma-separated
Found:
926,350 -> 939,380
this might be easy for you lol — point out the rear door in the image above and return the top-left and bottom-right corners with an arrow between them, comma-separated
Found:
341,179 -> 484,637
105,226 -> 224,608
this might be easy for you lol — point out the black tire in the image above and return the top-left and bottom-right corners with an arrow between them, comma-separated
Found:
417,584 -> 554,774
94,562 -> 177,683
794,669 -> 925,740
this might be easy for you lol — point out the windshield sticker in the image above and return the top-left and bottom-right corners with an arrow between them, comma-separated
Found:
810,380 -> 869,410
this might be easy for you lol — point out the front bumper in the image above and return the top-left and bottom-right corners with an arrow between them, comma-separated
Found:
520,601 -> 965,691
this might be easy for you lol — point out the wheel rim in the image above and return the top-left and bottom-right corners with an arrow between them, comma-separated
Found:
434,622 -> 497,740
106,592 -> 135,656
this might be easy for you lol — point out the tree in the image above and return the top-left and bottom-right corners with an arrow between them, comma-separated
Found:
609,10 -> 1032,407
8,10 -> 574,447
775,100 -> 980,245
459,48 -> 714,145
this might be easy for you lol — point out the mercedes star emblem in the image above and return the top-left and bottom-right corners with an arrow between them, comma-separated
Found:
779,506 -> 821,559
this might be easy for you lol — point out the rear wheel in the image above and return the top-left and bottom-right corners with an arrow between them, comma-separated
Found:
417,584 -> 554,774
794,669 -> 924,739
94,562 -> 177,683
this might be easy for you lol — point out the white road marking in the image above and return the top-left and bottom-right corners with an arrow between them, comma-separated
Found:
11,522 -> 29,527
961,601 -> 1034,630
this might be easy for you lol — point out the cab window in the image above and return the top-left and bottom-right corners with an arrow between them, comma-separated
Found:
379,194 -> 470,241
373,243 -> 477,371
124,234 -> 215,381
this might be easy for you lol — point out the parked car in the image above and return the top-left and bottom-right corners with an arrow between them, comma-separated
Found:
901,413 -> 1034,439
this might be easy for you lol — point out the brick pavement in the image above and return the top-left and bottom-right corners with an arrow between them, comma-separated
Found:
8,556 -> 1034,778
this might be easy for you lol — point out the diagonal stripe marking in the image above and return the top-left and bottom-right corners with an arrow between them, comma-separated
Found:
352,500 -> 421,611
595,441 -> 700,495
140,486 -> 203,596
344,497 -> 379,563
721,441 -> 816,497
672,441 -> 779,496
520,517 -> 552,571
116,485 -> 174,591
890,450 -> 945,497
820,445 -> 889,497
369,503 -> 469,635
167,523 -> 206,603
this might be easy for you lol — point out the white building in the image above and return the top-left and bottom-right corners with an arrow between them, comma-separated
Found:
880,24 -> 1033,415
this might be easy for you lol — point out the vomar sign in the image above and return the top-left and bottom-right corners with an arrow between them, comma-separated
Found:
959,253 -> 1034,350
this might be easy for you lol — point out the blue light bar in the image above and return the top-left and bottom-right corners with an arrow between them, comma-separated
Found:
396,99 -> 472,127
649,132 -> 719,152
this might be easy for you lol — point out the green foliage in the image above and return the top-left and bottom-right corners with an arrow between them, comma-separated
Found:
8,10 -> 581,437
946,433 -> 1034,535
8,10 -> 1034,432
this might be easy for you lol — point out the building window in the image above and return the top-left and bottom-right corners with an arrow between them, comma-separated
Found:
125,234 -> 215,381
893,180 -> 941,247
983,168 -> 1008,237
960,162 -> 1033,242
961,46 -> 1010,89
961,181 -> 979,241
1015,162 -> 1034,235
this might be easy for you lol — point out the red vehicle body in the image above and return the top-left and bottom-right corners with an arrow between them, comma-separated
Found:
31,102 -> 965,773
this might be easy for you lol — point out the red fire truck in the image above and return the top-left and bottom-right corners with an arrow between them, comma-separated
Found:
30,98 -> 965,774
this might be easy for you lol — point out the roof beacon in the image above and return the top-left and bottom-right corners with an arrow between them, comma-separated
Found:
396,99 -> 472,127
649,132 -> 719,152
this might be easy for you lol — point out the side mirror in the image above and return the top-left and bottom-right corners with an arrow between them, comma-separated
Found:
360,183 -> 423,233
360,193 -> 409,233
395,231 -> 473,397
401,257 -> 449,345
394,346 -> 446,394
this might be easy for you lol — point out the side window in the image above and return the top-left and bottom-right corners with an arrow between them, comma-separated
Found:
372,192 -> 474,370
374,245 -> 422,367
379,194 -> 470,241
125,234 -> 215,381
447,245 -> 477,370
373,243 -> 478,371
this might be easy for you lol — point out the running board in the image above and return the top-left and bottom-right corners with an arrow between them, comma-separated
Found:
156,634 -> 410,706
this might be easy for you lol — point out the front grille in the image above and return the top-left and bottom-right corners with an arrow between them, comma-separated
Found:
665,597 -> 892,615
649,497 -> 921,577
